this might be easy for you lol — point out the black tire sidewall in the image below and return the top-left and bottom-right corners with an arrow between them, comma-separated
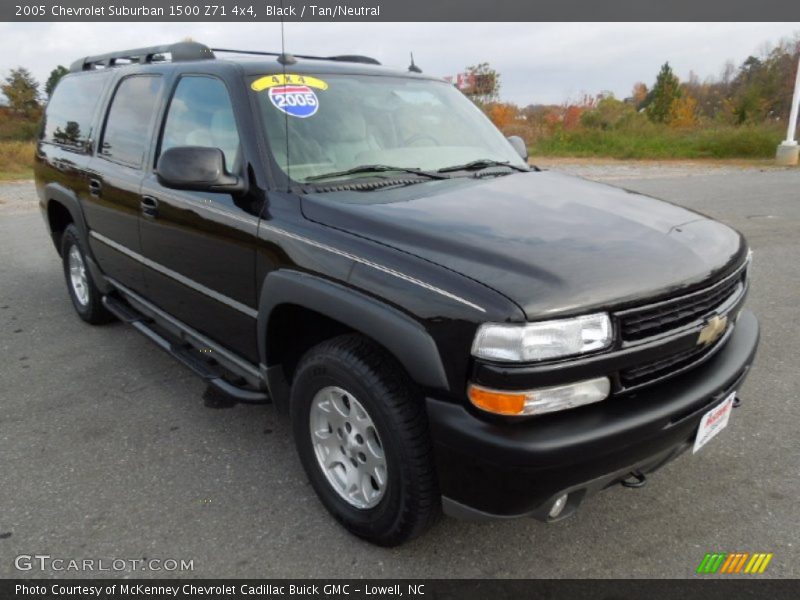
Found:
291,351 -> 411,541
60,225 -> 104,322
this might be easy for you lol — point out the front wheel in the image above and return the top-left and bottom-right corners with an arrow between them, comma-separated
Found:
291,334 -> 439,546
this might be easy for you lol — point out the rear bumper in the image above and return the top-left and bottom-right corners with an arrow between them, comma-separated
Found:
426,310 -> 760,520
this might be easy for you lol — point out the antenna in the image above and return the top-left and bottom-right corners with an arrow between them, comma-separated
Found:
278,2 -> 291,187
408,52 -> 422,73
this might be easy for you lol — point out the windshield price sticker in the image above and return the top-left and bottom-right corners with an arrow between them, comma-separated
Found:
252,74 -> 328,118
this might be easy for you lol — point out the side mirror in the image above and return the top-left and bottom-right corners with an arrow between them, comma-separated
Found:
156,146 -> 244,193
507,135 -> 528,161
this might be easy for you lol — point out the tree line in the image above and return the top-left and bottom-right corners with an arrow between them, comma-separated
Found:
464,34 -> 799,140
2,32 -> 798,144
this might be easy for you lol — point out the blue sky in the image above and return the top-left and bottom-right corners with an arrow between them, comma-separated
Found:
0,22 -> 798,105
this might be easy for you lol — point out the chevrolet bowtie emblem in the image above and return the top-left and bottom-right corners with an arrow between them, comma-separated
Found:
698,314 -> 728,346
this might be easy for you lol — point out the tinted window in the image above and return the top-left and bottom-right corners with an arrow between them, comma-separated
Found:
100,75 -> 163,167
160,76 -> 240,170
42,73 -> 109,151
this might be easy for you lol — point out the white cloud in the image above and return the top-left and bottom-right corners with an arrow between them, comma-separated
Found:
0,22 -> 797,105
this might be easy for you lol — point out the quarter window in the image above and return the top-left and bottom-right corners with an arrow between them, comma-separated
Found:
100,75 -> 163,167
42,73 -> 110,151
159,76 -> 240,171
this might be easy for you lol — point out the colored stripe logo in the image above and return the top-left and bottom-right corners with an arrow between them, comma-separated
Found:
696,552 -> 773,574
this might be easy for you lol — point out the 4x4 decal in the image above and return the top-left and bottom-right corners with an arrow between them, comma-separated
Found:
252,74 -> 329,118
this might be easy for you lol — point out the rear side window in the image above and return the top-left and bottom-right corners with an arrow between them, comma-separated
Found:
42,73 -> 109,151
159,76 -> 240,170
100,75 -> 163,167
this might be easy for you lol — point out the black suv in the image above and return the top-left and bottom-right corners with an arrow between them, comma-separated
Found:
35,41 -> 759,546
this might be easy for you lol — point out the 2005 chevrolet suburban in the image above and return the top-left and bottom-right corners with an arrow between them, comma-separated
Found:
35,41 -> 759,546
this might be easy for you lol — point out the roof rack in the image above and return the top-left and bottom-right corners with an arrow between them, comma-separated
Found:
211,47 -> 381,66
69,41 -> 214,73
69,42 -> 380,73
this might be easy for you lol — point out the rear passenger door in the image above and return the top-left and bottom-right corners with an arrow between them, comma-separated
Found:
138,75 -> 260,363
84,74 -> 164,295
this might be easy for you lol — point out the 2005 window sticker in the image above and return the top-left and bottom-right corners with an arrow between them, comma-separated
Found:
252,74 -> 329,118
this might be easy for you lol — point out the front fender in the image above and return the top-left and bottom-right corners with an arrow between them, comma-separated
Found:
257,270 -> 449,401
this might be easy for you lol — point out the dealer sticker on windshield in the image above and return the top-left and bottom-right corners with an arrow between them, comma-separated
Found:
268,85 -> 319,117
252,74 -> 328,118
693,391 -> 735,453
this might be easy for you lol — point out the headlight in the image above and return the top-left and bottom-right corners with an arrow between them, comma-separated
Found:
471,313 -> 612,362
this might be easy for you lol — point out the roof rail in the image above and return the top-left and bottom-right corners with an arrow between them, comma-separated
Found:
211,48 -> 381,66
327,55 -> 381,65
69,41 -> 214,73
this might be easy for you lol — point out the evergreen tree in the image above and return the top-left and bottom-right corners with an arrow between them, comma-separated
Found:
645,62 -> 681,123
45,65 -> 69,98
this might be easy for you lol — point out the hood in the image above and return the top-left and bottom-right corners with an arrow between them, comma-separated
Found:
301,171 -> 746,319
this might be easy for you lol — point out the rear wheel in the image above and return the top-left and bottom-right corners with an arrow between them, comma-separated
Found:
291,334 -> 439,546
60,224 -> 113,324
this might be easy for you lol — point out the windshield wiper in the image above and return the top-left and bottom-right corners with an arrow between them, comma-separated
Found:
437,159 -> 529,174
305,164 -> 447,182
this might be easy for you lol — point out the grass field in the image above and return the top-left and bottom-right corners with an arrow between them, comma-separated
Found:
528,124 -> 785,160
0,141 -> 35,180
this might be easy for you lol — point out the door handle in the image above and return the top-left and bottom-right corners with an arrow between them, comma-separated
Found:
89,178 -> 102,197
141,195 -> 159,218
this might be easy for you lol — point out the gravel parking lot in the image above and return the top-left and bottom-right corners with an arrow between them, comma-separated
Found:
1,162 -> 798,578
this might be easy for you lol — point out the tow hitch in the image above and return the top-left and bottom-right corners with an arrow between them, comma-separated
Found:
621,470 -> 648,488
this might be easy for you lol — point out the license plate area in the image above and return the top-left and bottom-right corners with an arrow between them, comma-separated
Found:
693,391 -> 735,453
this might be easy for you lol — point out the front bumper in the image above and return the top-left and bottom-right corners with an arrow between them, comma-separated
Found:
426,310 -> 760,520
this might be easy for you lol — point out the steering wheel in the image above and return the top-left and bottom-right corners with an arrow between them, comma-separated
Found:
403,133 -> 441,147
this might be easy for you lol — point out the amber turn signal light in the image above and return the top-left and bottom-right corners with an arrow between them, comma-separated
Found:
467,385 -> 526,416
467,377 -> 611,417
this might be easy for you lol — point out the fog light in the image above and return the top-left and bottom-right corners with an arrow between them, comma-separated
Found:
549,494 -> 569,519
467,376 -> 610,417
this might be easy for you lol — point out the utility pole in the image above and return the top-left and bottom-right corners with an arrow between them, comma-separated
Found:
776,55 -> 800,165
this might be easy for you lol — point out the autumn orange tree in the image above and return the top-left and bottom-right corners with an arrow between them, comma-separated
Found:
668,94 -> 699,127
486,103 -> 518,129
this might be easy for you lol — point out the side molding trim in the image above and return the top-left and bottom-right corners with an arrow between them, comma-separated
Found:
90,230 -> 259,319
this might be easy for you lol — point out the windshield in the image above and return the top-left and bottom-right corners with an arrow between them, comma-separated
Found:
252,73 -> 527,183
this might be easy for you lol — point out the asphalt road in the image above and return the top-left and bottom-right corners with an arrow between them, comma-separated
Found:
1,163 -> 798,579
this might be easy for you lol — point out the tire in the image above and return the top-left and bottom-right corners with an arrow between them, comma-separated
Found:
291,334 -> 440,546
60,224 -> 113,324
